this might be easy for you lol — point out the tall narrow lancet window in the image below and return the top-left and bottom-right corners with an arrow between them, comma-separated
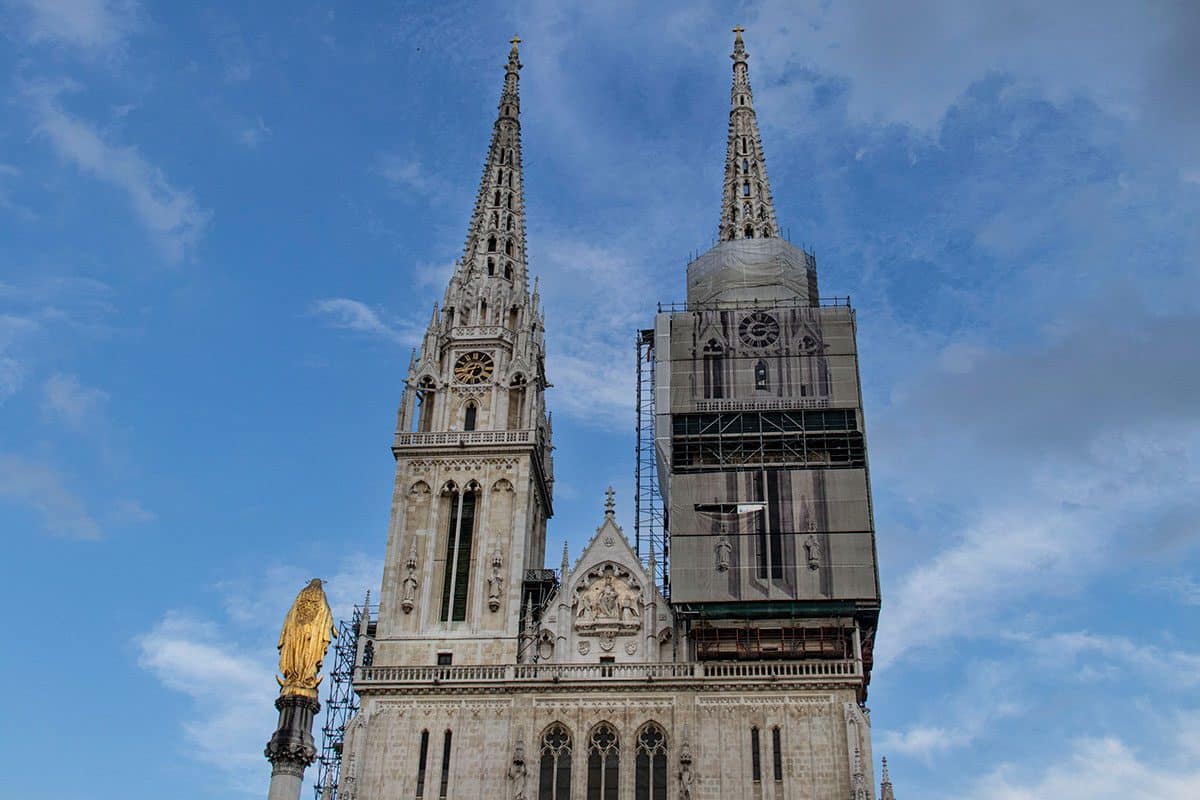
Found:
415,730 -> 430,798
586,723 -> 619,800
539,724 -> 572,800
771,727 -> 783,782
488,235 -> 497,252
750,726 -> 762,783
463,402 -> 477,431
505,264 -> 513,280
508,375 -> 527,429
743,181 -> 751,197
438,730 -> 452,799
494,190 -> 501,205
702,340 -> 724,399
415,377 -> 437,433
635,724 -> 668,800
439,482 -> 478,622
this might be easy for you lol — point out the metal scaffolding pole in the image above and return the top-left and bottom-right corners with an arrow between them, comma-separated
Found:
634,328 -> 668,598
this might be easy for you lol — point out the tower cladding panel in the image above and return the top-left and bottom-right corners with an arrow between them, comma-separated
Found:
655,238 -> 880,615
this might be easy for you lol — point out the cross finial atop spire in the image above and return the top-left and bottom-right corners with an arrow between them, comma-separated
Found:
510,34 -> 521,49
604,486 -> 616,516
732,25 -> 744,39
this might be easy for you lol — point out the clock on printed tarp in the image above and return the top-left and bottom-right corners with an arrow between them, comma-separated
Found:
454,351 -> 494,384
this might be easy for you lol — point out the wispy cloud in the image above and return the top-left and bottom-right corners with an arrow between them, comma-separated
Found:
8,0 -> 140,54
42,372 -> 108,429
237,116 -> 271,149
374,153 -> 453,203
0,453 -> 102,539
26,80 -> 211,262
311,297 -> 421,345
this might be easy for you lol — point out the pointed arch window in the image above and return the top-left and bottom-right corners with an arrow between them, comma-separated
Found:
488,236 -> 498,252
505,264 -> 513,280
750,726 -> 762,783
415,729 -> 430,798
731,204 -> 738,221
745,225 -> 755,238
506,215 -> 514,231
494,190 -> 501,206
742,181 -> 751,197
772,726 -> 783,782
702,340 -> 724,399
415,377 -> 437,433
507,193 -> 513,209
508,374 -> 527,429
480,299 -> 488,323
539,724 -> 572,800
438,729 -> 452,799
635,724 -> 668,800
463,402 -> 477,432
586,723 -> 619,800
742,158 -> 749,172
506,239 -> 514,256
439,482 -> 479,622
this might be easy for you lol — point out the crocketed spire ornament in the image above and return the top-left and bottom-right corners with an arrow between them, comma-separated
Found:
719,27 -> 779,242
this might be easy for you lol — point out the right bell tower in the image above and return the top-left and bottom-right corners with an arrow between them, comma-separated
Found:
654,26 -> 881,697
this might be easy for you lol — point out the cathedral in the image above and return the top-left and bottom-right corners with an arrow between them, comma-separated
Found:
335,31 -> 893,800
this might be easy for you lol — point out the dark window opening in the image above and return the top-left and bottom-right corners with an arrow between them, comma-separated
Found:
635,724 -> 668,800
539,724 -> 572,800
750,727 -> 762,783
436,652 -> 453,666
487,236 -> 497,252
415,730 -> 430,798
438,730 -> 452,799
772,727 -> 783,781
439,489 -> 477,622
464,403 -> 477,431
587,723 -> 619,800
745,225 -> 754,238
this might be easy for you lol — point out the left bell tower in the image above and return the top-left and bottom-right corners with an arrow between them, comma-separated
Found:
373,37 -> 554,667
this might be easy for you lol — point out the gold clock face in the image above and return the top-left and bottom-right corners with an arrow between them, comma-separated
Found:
454,351 -> 494,384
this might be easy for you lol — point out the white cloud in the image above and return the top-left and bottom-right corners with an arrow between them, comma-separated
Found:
9,0 -> 139,53
375,153 -> 453,203
136,612 -> 277,793
42,371 -> 107,429
311,297 -> 421,345
1159,575 -> 1200,607
137,555 -> 380,794
746,0 -> 1200,172
0,452 -> 102,539
963,730 -> 1200,800
26,81 -> 211,262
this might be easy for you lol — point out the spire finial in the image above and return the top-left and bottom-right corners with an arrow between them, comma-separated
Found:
718,28 -> 778,242
510,34 -> 521,50
604,486 -> 616,516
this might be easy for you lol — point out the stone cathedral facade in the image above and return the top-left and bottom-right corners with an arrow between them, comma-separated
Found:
338,32 -> 894,800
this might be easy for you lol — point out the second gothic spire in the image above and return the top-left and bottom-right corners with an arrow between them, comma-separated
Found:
719,27 -> 779,242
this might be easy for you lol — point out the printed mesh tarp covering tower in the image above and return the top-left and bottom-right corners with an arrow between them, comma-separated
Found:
654,238 -> 879,609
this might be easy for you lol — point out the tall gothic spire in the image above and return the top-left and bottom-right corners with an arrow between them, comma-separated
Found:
458,35 -> 530,290
719,26 -> 779,242
880,757 -> 896,800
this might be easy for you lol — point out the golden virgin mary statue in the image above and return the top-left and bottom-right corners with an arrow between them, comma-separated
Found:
276,578 -> 338,698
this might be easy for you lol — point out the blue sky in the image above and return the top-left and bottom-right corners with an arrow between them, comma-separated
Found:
2,1 -> 1199,798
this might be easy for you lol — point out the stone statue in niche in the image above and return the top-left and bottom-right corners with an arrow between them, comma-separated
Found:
803,534 -> 821,570
714,535 -> 732,572
618,587 -> 641,622
508,737 -> 528,800
678,727 -> 695,800
487,542 -> 504,611
401,540 -> 419,613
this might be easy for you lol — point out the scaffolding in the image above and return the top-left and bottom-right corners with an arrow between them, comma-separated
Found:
635,328 -> 668,598
313,601 -> 373,800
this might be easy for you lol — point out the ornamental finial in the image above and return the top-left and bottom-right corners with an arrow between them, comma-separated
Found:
604,486 -> 616,516
510,34 -> 521,52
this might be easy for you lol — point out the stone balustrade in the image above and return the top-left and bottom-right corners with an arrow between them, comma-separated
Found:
394,429 -> 536,448
356,659 -> 861,688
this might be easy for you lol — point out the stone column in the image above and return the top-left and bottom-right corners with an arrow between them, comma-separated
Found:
265,693 -> 320,800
